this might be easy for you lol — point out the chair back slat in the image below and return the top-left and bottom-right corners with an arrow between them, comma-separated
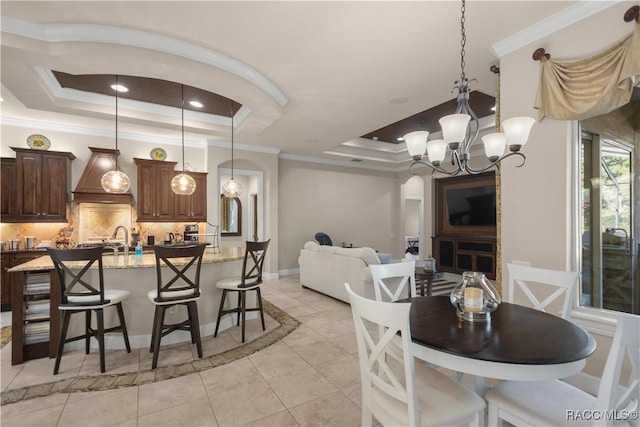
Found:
345,283 -> 419,426
506,263 -> 579,319
153,244 -> 206,302
369,261 -> 417,302
595,313 -> 640,425
47,247 -> 107,306
239,240 -> 270,288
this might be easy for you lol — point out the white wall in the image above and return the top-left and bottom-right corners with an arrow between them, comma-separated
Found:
278,159 -> 397,272
499,1 -> 636,378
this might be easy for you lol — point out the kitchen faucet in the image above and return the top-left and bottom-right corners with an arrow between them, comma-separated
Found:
111,226 -> 129,257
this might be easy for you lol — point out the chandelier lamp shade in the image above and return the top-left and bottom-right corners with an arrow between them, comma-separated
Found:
171,84 -> 197,196
101,75 -> 131,193
222,102 -> 242,198
406,0 -> 535,176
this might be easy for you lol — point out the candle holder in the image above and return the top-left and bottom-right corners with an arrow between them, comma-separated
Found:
450,271 -> 501,322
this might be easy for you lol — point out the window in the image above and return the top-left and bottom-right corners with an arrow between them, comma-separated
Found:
579,131 -> 637,315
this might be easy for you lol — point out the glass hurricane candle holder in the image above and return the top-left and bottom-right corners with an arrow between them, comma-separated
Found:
450,271 -> 501,322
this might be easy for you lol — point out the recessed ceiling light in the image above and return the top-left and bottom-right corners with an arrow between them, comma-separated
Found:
491,105 -> 496,111
397,137 -> 404,141
189,100 -> 203,108
110,84 -> 129,93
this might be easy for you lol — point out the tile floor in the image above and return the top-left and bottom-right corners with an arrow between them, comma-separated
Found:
0,275 -> 369,426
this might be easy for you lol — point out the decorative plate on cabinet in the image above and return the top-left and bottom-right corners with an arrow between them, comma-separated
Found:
26,134 -> 51,150
150,147 -> 167,161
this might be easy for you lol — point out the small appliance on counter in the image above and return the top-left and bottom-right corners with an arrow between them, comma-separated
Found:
184,224 -> 199,242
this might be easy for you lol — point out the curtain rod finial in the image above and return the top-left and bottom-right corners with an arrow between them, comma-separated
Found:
532,48 -> 550,62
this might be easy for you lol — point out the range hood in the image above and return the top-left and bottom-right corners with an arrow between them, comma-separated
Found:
73,147 -> 133,204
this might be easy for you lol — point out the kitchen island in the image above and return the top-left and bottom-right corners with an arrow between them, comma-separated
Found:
8,246 -> 247,363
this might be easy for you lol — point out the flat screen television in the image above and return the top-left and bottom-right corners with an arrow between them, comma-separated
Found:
445,185 -> 496,226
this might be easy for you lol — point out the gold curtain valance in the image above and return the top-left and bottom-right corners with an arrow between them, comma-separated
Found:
535,21 -> 640,121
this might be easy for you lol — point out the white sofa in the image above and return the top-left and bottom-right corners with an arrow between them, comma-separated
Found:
298,241 -> 381,303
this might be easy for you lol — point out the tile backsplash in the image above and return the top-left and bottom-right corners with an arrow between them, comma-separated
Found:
1,203 -> 204,249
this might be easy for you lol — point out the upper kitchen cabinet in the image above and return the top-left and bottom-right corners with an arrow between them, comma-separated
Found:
11,148 -> 75,222
135,158 -> 208,222
1,158 -> 16,221
135,158 -> 178,222
174,172 -> 207,222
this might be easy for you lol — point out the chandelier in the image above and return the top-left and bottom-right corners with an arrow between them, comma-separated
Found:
405,0 -> 535,176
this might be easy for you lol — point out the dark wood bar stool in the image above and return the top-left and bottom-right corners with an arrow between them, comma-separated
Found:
214,239 -> 270,343
47,247 -> 131,374
148,243 -> 206,369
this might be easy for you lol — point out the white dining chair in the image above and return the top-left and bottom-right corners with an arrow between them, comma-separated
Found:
345,283 -> 485,427
369,261 -> 417,302
486,312 -> 639,427
506,263 -> 579,320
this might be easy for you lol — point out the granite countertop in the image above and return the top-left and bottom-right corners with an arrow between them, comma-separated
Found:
0,248 -> 48,255
7,246 -> 244,272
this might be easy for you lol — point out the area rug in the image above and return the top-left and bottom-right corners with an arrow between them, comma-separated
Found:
0,326 -> 11,348
0,299 -> 299,406
430,279 -> 458,296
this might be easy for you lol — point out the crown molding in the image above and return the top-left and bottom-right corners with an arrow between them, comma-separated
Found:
491,0 -> 622,58
2,17 -> 288,108
278,152 -> 399,173
2,116 -> 204,148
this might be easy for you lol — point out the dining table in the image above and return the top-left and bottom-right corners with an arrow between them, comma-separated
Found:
399,295 -> 596,383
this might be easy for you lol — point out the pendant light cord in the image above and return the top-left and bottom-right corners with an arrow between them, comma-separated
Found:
181,84 -> 186,173
115,75 -> 119,170
230,102 -> 234,180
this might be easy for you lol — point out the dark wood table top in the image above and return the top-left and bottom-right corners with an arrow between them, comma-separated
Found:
399,296 -> 595,365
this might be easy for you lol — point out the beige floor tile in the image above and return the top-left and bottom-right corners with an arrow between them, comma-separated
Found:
1,359 -> 24,391
139,342 -> 199,370
248,342 -> 311,379
329,332 -> 358,355
313,354 -> 361,390
341,384 -> 362,408
280,304 -> 320,318
66,386 -> 135,403
288,391 -> 361,427
263,366 -> 338,408
225,317 -> 274,344
78,348 -> 141,376
199,330 -> 239,357
290,340 -> 351,367
281,325 -> 325,347
138,373 -> 207,416
137,397 -> 217,427
6,349 -> 85,390
209,380 -> 285,426
307,320 -> 355,340
243,409 -> 300,427
57,386 -> 138,426
1,393 -> 69,420
200,357 -> 264,398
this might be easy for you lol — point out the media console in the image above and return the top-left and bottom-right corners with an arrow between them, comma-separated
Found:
433,172 -> 497,279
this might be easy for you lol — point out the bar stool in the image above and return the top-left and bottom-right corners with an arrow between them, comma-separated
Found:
214,239 -> 270,343
47,247 -> 131,374
148,243 -> 206,369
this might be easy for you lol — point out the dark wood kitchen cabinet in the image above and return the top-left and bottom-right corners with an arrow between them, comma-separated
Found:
135,158 -> 208,222
135,158 -> 178,221
173,172 -> 207,221
11,148 -> 75,222
1,158 -> 16,221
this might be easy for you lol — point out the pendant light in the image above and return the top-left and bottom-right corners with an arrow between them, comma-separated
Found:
171,84 -> 196,195
101,75 -> 131,193
222,102 -> 242,198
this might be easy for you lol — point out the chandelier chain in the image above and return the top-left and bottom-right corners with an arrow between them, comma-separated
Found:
459,0 -> 466,82
230,103 -> 234,179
